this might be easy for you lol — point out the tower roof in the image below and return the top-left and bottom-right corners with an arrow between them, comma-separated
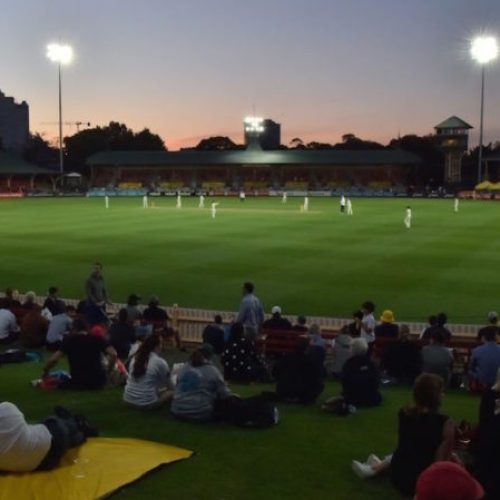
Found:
434,116 -> 473,130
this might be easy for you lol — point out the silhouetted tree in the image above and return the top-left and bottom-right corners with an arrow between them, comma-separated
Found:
334,134 -> 385,150
24,133 -> 58,168
290,137 -> 305,149
306,141 -> 333,150
195,136 -> 241,150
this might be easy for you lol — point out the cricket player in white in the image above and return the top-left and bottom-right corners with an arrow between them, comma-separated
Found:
454,197 -> 459,213
142,195 -> 148,208
340,195 -> 346,213
239,191 -> 246,202
282,191 -> 287,203
346,198 -> 353,215
303,196 -> 309,212
404,206 -> 412,229
199,194 -> 205,208
105,195 -> 109,209
211,202 -> 219,219
176,193 -> 182,208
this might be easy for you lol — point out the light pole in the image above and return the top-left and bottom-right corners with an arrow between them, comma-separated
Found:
470,36 -> 498,183
46,43 -> 73,174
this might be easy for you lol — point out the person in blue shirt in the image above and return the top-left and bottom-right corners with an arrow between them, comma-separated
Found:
470,328 -> 500,391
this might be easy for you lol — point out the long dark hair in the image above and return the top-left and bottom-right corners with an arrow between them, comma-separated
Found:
405,373 -> 444,415
133,334 -> 161,378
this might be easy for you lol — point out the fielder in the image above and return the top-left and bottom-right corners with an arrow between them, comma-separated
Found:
282,191 -> 287,203
340,194 -> 346,213
346,198 -> 353,215
105,195 -> 109,209
211,202 -> 219,219
142,195 -> 148,208
303,196 -> 309,212
239,190 -> 246,202
199,194 -> 205,208
404,206 -> 412,229
176,193 -> 182,209
454,197 -> 459,213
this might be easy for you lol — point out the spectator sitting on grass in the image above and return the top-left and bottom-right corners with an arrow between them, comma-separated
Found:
274,338 -> 324,404
291,315 -> 308,332
171,344 -> 233,422
45,305 -> 76,352
341,338 -> 381,408
202,314 -> 225,354
236,281 -> 264,341
42,317 -> 117,390
469,327 -> 500,393
43,286 -> 66,316
0,288 -> 21,309
125,293 -> 142,323
143,296 -> 168,324
21,291 -> 38,311
382,324 -> 421,384
477,311 -> 500,342
0,402 -> 92,472
123,334 -> 173,409
351,373 -> 455,498
332,325 -> 353,377
374,310 -> 399,339
420,315 -> 437,340
20,304 -> 49,348
0,306 -> 19,345
307,324 -> 327,367
421,313 -> 451,343
109,308 -> 136,360
421,329 -> 454,386
262,306 -> 292,331
222,322 -> 268,383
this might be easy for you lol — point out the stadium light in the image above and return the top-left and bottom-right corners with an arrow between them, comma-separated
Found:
46,43 -> 73,174
470,36 -> 498,183
244,116 -> 265,133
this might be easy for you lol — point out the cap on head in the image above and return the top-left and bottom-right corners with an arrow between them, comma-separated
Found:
488,311 -> 498,323
271,306 -> 282,315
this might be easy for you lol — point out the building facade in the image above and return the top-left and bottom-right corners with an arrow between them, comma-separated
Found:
0,90 -> 29,152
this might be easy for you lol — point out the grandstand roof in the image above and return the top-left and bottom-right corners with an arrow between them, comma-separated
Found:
434,116 -> 473,130
87,149 -> 422,167
0,151 -> 55,175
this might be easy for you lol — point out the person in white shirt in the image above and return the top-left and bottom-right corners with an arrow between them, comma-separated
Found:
0,308 -> 19,344
176,193 -> 182,208
142,195 -> 148,208
46,305 -> 76,351
123,334 -> 173,409
282,192 -> 287,203
211,202 -> 219,219
303,196 -> 309,212
347,198 -> 353,215
0,402 -> 88,472
199,194 -> 205,208
360,301 -> 376,345
105,195 -> 109,209
454,197 -> 459,213
340,195 -> 346,213
239,191 -> 246,202
404,206 -> 412,229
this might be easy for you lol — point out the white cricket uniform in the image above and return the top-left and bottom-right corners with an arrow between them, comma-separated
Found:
346,199 -> 353,215
239,191 -> 246,201
454,198 -> 459,213
211,202 -> 219,219
340,195 -> 346,212
404,208 -> 412,229
176,194 -> 182,208
282,192 -> 287,203
303,197 -> 309,211
199,195 -> 205,208
143,195 -> 148,208
105,195 -> 109,209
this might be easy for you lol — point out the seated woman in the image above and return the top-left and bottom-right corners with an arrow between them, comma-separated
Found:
0,402 -> 92,472
221,323 -> 268,382
274,338 -> 324,404
123,334 -> 173,409
171,344 -> 233,422
351,373 -> 455,498
20,304 -> 49,348
382,324 -> 421,383
341,338 -> 381,407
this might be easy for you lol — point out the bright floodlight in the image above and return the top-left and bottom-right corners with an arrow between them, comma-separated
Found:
470,36 -> 498,64
46,43 -> 73,65
244,116 -> 264,133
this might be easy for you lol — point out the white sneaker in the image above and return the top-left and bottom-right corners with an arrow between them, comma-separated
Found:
366,454 -> 381,467
352,460 -> 376,479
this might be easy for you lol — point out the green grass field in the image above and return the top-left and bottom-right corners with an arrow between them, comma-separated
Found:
0,354 -> 482,500
0,196 -> 498,323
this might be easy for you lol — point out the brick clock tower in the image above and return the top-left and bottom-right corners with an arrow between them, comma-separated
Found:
434,116 -> 473,184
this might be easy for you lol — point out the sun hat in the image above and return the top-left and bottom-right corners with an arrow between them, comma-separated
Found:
415,462 -> 484,500
488,311 -> 498,322
380,310 -> 395,323
271,306 -> 282,315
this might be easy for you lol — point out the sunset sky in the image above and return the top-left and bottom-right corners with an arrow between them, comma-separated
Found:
1,0 -> 499,150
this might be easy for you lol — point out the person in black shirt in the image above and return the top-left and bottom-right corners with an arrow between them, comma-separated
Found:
347,310 -> 363,337
202,315 -> 225,354
42,318 -> 117,390
42,287 -> 66,316
382,325 -> 421,383
421,313 -> 451,343
477,311 -> 500,342
291,315 -> 308,333
262,306 -> 292,331
108,308 -> 136,360
374,310 -> 399,339
143,296 -> 169,324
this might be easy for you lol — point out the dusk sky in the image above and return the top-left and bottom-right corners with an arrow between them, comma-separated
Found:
1,0 -> 499,150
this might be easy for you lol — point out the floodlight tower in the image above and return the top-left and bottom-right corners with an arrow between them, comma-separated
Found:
46,43 -> 73,174
244,117 -> 265,151
470,36 -> 498,183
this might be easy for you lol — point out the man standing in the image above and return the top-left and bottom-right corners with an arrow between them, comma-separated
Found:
211,202 -> 219,219
142,195 -> 148,209
404,206 -> 412,229
239,190 -> 246,202
346,198 -> 353,215
340,195 -> 346,213
84,262 -> 110,325
176,192 -> 182,209
236,282 -> 265,341
303,196 -> 309,212
199,194 -> 205,208
454,197 -> 459,213
282,191 -> 287,204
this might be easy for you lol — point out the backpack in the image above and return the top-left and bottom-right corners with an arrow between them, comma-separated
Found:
0,349 -> 28,364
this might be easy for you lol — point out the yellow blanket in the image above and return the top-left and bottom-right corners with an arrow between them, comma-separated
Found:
0,438 -> 193,500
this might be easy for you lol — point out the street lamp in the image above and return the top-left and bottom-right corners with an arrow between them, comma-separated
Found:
470,36 -> 498,183
46,43 -> 73,174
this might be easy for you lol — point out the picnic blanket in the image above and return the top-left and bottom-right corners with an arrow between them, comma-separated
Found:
0,437 -> 192,500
